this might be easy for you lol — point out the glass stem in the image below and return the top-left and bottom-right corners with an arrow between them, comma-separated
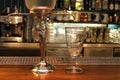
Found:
72,56 -> 78,67
39,37 -> 47,59
38,15 -> 48,60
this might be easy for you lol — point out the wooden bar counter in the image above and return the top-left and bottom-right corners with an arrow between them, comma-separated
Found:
0,56 -> 119,80
0,65 -> 120,80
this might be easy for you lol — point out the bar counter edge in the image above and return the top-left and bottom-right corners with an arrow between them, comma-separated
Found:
0,43 -> 120,48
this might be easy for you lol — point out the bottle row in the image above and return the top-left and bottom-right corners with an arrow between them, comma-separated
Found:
51,11 -> 119,23
86,27 -> 110,43
55,0 -> 120,11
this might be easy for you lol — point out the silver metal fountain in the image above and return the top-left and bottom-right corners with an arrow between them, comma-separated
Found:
25,0 -> 56,74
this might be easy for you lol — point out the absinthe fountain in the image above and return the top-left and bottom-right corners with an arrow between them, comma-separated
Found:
25,0 -> 56,73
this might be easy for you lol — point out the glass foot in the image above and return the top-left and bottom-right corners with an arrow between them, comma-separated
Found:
66,66 -> 84,74
31,59 -> 56,74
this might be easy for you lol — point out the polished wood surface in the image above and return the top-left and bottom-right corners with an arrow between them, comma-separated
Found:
0,65 -> 120,80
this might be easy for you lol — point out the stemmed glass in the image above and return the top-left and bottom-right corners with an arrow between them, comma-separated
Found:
25,0 -> 56,73
65,27 -> 86,73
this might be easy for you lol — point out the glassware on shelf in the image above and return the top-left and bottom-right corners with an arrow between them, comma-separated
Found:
65,27 -> 86,73
25,0 -> 56,74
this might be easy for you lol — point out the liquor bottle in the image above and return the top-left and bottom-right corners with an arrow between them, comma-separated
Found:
113,13 -> 119,23
89,0 -> 92,10
115,0 -> 119,10
108,12 -> 114,23
84,0 -> 89,10
71,0 -> 76,10
55,0 -> 64,9
102,0 -> 108,10
97,28 -> 104,43
104,28 -> 110,43
75,0 -> 84,10
91,28 -> 97,43
6,7 -> 11,14
55,0 -> 60,9
109,0 -> 115,11
95,0 -> 102,10
64,0 -> 70,10
91,0 -> 96,10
